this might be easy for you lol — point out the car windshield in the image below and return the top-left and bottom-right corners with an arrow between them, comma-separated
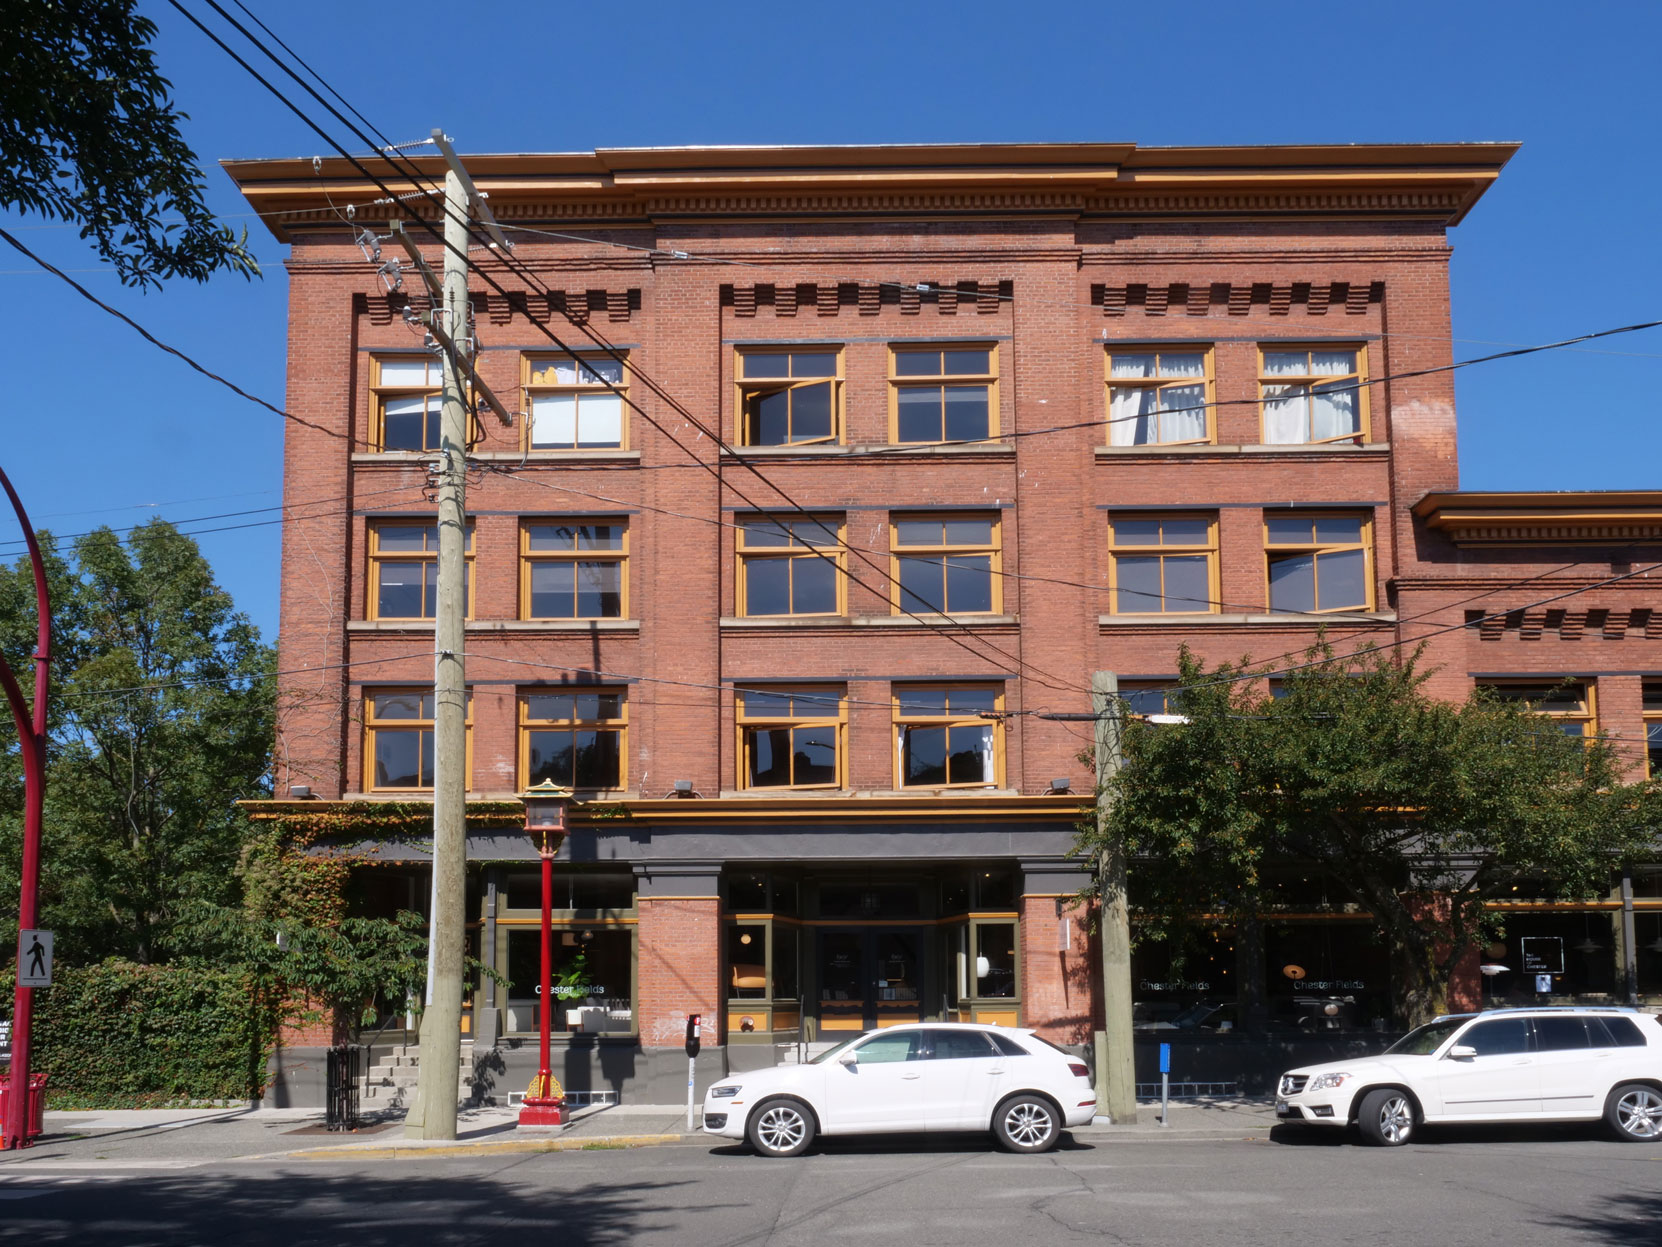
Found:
807,1035 -> 866,1065
1385,1016 -> 1468,1056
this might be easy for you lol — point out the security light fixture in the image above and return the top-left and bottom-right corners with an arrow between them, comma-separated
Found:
288,785 -> 312,799
674,780 -> 695,797
1049,777 -> 1071,793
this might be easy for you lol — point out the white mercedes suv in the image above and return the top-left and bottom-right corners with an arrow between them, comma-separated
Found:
1276,1007 -> 1662,1146
702,1023 -> 1098,1156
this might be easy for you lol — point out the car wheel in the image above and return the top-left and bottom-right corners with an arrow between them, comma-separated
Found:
993,1094 -> 1060,1154
1604,1084 -> 1662,1143
1356,1088 -> 1415,1147
746,1097 -> 816,1158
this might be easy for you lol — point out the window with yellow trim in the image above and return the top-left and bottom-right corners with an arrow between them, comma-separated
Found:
364,689 -> 471,791
1259,345 -> 1368,444
524,354 -> 626,450
1645,681 -> 1662,776
891,514 -> 1000,615
890,344 -> 997,443
735,348 -> 843,446
520,520 -> 626,619
367,520 -> 473,620
519,689 -> 627,791
1107,347 -> 1212,446
1108,514 -> 1218,614
894,685 -> 1003,789
1477,680 -> 1597,740
372,355 -> 443,452
1265,513 -> 1371,613
736,516 -> 843,616
736,687 -> 845,790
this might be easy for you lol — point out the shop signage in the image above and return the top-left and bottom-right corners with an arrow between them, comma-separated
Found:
1520,936 -> 1564,975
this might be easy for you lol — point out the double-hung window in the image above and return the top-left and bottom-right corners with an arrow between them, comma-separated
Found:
1107,348 -> 1211,445
736,687 -> 845,790
736,349 -> 842,446
1260,346 -> 1368,444
367,521 -> 473,620
525,355 -> 626,450
891,345 -> 996,443
891,515 -> 1000,615
1477,680 -> 1596,740
364,689 -> 471,791
1645,681 -> 1662,776
1265,513 -> 1371,613
736,516 -> 843,616
520,690 -> 627,790
1108,514 -> 1217,614
520,521 -> 626,619
894,686 -> 1002,788
373,355 -> 443,451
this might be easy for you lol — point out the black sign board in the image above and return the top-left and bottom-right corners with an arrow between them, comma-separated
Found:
1520,936 -> 1564,975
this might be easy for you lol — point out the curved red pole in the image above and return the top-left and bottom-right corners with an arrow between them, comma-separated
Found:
1,464 -> 50,1150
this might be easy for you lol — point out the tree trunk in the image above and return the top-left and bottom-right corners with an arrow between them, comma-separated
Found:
1388,934 -> 1450,1028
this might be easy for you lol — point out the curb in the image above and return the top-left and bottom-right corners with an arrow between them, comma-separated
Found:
275,1132 -> 689,1161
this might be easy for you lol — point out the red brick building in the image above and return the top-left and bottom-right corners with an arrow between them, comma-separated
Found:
227,142 -> 1661,1099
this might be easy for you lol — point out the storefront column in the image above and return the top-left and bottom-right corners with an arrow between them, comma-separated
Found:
634,862 -> 723,1048
1019,860 -> 1096,1044
475,868 -> 500,1050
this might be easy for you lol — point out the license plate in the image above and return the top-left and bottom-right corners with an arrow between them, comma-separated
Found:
1275,1099 -> 1290,1114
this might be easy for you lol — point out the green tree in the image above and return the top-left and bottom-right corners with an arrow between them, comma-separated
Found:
0,0 -> 259,287
0,519 -> 274,964
1083,644 -> 1658,1027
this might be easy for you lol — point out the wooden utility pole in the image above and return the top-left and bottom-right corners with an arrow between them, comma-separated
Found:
404,158 -> 472,1141
1093,671 -> 1137,1123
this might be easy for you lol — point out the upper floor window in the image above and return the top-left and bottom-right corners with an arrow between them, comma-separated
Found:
1260,346 -> 1367,445
1108,514 -> 1217,614
894,685 -> 1003,789
1478,680 -> 1596,740
1645,681 -> 1662,776
1119,682 -> 1179,718
373,355 -> 442,452
890,345 -> 996,443
364,689 -> 471,791
367,521 -> 473,620
525,355 -> 625,451
736,516 -> 843,617
521,520 -> 626,619
519,689 -> 627,790
891,514 -> 1001,615
1107,348 -> 1211,446
736,348 -> 842,446
736,687 -> 845,790
1265,513 -> 1371,613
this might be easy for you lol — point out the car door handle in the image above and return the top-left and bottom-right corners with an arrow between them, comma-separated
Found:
986,1067 -> 1005,1075
1511,1059 -> 1532,1066
901,1072 -> 921,1079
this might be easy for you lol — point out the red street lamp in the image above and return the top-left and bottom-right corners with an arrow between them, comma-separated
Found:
0,465 -> 50,1151
518,779 -> 571,1128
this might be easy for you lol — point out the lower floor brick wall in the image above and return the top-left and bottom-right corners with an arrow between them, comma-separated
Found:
1020,893 -> 1101,1043
636,897 -> 721,1046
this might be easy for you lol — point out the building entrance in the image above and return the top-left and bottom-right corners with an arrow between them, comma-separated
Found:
816,928 -> 924,1031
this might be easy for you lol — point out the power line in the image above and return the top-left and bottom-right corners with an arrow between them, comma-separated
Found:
0,225 -> 354,446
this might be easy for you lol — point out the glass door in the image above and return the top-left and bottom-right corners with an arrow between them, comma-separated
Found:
815,928 -> 924,1031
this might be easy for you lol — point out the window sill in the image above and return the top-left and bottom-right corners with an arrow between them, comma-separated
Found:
721,442 -> 1012,458
853,614 -> 1018,627
347,620 -> 641,633
1098,611 -> 1397,626
473,450 -> 641,463
1096,442 -> 1388,457
720,615 -> 851,629
717,787 -> 1020,799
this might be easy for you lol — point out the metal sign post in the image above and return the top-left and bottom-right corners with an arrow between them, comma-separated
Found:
1159,1042 -> 1171,1126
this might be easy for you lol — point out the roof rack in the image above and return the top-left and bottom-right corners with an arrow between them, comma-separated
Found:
1475,1005 -> 1638,1016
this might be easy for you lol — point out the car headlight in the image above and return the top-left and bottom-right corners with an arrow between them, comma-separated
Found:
709,1084 -> 741,1098
1306,1072 -> 1350,1092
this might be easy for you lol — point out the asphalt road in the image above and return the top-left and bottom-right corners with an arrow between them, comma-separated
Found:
1,1125 -> 1658,1246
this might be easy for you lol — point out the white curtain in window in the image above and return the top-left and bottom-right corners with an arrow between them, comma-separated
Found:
1110,387 -> 1158,445
582,394 -> 624,446
1263,386 -> 1307,443
530,393 -> 577,446
380,359 -> 432,386
1162,383 -> 1207,441
1309,385 -> 1358,441
974,725 -> 996,783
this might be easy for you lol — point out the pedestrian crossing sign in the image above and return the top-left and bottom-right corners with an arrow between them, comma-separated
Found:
18,930 -> 52,988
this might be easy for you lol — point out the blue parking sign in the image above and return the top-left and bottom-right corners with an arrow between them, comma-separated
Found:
1159,1042 -> 1171,1074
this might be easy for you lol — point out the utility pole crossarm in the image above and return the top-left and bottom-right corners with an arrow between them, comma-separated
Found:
431,130 -> 514,254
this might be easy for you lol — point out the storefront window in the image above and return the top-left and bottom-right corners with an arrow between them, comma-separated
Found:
503,870 -> 634,913
976,870 -> 1016,910
724,918 -> 803,1040
975,923 -> 1017,999
505,927 -> 634,1035
729,923 -> 767,999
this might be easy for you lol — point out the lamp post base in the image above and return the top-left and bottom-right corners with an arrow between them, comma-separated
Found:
518,1097 -> 565,1128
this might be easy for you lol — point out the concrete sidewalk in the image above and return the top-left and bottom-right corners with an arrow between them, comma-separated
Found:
0,1097 -> 1280,1166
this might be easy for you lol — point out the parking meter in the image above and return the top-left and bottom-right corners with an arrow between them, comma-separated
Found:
685,1014 -> 702,1128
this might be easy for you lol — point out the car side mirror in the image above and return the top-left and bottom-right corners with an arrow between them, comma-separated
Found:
838,1053 -> 858,1067
1447,1044 -> 1477,1060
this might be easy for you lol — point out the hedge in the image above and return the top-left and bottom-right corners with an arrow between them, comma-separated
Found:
1,961 -> 276,1108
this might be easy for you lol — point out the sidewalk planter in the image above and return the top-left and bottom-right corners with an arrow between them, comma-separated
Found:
0,1072 -> 49,1145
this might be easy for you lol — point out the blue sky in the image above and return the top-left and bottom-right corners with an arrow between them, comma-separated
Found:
3,0 -> 1658,641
